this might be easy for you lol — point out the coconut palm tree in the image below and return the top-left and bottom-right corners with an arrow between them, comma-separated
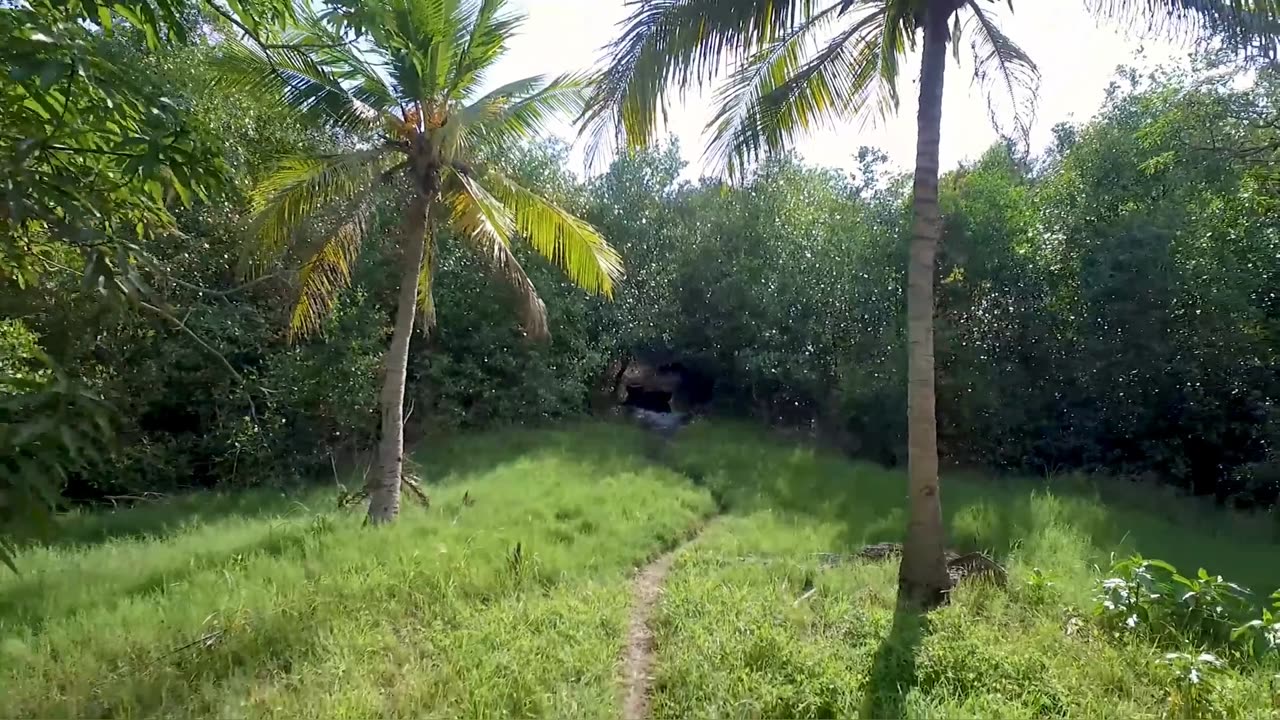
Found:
218,0 -> 623,525
581,0 -> 1279,606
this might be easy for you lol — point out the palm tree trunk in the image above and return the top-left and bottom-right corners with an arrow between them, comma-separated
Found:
368,189 -> 433,525
898,1 -> 953,607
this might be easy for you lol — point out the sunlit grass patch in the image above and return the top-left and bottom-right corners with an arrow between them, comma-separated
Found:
651,421 -> 1280,718
0,422 -> 715,718
5,419 -> 1278,718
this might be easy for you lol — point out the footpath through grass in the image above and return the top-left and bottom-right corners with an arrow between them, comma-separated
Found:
0,423 -> 715,718
652,422 -> 1280,718
3,419 -> 1279,718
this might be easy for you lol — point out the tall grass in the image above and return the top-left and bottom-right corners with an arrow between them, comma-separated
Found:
4,419 -> 1277,718
0,423 -> 715,718
672,421 -> 1280,595
651,421 -> 1280,718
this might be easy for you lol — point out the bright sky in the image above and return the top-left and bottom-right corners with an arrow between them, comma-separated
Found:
492,0 -> 1187,179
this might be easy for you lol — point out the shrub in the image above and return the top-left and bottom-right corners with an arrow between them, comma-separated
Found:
1158,651 -> 1229,719
1015,566 -> 1059,608
1229,591 -> 1280,660
1094,555 -> 1278,659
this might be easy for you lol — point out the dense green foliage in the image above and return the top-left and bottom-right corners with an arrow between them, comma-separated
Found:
5,0 -> 1280,714
3,422 -> 1277,717
576,60 -> 1280,507
2,7 -> 1277,516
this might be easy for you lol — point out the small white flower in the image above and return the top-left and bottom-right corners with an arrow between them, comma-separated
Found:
1265,623 -> 1280,647
1125,615 -> 1138,628
1103,600 -> 1116,610
1189,668 -> 1201,684
1196,653 -> 1222,666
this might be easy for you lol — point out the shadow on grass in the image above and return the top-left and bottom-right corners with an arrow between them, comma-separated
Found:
417,418 -> 655,485
15,486 -> 322,552
69,601 -> 314,719
0,523 -> 323,635
860,602 -> 930,719
21,419 -> 661,554
670,421 -> 1280,594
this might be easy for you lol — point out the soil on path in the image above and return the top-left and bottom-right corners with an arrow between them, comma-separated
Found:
619,525 -> 708,720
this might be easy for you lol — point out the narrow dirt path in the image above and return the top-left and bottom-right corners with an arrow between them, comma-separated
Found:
619,525 -> 708,720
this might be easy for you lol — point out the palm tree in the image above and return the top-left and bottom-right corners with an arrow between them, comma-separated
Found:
581,0 -> 1279,606
218,0 -> 623,525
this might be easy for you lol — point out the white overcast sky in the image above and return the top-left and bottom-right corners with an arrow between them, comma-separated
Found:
490,0 -> 1189,179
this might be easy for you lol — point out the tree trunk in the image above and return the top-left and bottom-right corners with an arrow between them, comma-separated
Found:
898,2 -> 953,607
368,186 -> 434,525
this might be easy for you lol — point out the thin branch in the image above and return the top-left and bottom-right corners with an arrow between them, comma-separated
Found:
164,272 -> 279,298
156,630 -> 225,661
34,246 -> 268,413
138,301 -> 244,382
136,301 -> 265,422
203,1 -> 356,50
102,492 -> 166,508
36,68 -> 79,162
401,475 -> 430,506
204,1 -> 260,41
45,144 -> 143,158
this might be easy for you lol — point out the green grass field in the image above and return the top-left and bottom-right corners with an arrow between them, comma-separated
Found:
657,422 -> 1280,718
2,420 -> 1278,718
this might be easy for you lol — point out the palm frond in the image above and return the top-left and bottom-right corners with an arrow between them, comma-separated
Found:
213,32 -> 393,136
1087,0 -> 1280,57
579,0 -> 816,165
245,149 -> 391,273
455,75 -> 545,124
964,1 -> 1040,151
706,3 -> 902,176
297,7 -> 402,113
385,0 -> 473,100
479,170 -> 623,298
443,171 -> 549,340
448,0 -> 523,99
288,187 -> 378,340
417,225 -> 437,335
459,74 -> 592,155
878,0 -> 913,92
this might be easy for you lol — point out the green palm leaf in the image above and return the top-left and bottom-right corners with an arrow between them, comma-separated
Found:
246,149 -> 392,273
706,2 -> 900,175
296,8 -> 402,114
447,0 -> 523,98
382,0 -> 473,101
963,1 -> 1039,150
579,0 -> 816,164
460,74 -> 592,155
289,188 -> 378,339
443,171 -> 549,340
478,170 -> 623,298
1088,0 -> 1280,57
214,34 -> 392,136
